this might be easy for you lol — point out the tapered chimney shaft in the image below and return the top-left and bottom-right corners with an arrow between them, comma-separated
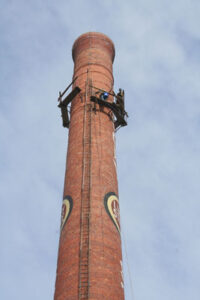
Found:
54,32 -> 124,300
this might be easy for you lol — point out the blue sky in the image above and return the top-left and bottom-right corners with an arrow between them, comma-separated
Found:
1,0 -> 200,299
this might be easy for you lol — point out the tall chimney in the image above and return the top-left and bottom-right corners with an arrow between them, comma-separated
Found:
54,32 -> 125,300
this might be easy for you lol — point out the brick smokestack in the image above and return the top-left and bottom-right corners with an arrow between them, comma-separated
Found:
54,32 -> 125,300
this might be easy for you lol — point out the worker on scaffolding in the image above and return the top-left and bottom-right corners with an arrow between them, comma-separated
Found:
116,89 -> 125,116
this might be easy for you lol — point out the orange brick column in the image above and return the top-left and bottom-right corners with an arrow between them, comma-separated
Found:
54,32 -> 125,300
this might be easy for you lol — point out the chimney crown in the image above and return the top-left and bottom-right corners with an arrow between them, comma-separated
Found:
72,32 -> 115,63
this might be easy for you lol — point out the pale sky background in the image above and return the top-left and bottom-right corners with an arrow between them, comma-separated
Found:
1,0 -> 200,299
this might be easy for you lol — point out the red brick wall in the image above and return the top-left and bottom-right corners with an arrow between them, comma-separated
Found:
54,32 -> 125,300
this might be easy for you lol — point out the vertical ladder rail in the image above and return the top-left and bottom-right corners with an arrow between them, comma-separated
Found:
78,74 -> 92,299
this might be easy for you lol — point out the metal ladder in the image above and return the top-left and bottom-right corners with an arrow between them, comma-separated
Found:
78,79 -> 92,299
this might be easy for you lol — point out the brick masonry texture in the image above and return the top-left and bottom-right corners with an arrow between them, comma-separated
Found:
54,32 -> 125,300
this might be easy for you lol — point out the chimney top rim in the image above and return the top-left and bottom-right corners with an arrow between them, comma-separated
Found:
72,32 -> 115,63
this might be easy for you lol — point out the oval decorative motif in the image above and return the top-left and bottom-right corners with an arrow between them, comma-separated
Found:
60,195 -> 73,231
104,192 -> 120,233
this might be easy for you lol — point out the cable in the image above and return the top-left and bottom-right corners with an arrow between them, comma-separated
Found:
121,225 -> 135,300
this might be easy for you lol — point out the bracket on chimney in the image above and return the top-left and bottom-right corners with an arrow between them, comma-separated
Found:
90,87 -> 128,130
58,77 -> 81,128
